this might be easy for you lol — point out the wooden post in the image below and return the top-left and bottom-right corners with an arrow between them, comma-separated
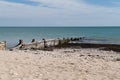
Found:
42,38 -> 47,48
4,41 -> 6,50
18,39 -> 24,45
58,38 -> 61,48
66,37 -> 70,43
54,40 -> 55,46
0,41 -> 6,50
70,37 -> 73,41
63,38 -> 66,44
31,39 -> 35,43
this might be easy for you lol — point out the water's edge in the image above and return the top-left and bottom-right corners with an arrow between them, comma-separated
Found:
0,27 -> 120,48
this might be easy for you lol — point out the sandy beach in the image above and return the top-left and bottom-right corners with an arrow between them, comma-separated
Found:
0,48 -> 120,80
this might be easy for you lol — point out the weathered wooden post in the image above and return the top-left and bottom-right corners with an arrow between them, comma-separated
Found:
54,40 -> 55,47
42,38 -> 47,48
31,39 -> 35,43
18,39 -> 24,45
70,37 -> 73,41
4,41 -> 6,50
9,40 -> 24,51
66,37 -> 70,44
63,38 -> 66,44
31,39 -> 38,49
58,38 -> 61,48
0,41 -> 6,50
79,37 -> 85,42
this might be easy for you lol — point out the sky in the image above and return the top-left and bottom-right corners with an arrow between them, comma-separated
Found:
0,0 -> 120,26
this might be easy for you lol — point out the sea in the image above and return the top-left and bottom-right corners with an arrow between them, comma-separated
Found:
0,27 -> 120,48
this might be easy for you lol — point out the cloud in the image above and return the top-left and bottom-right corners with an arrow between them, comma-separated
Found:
0,0 -> 62,18
0,0 -> 90,19
0,0 -> 120,26
30,0 -> 83,8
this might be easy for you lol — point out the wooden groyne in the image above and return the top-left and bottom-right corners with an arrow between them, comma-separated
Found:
10,37 -> 120,52
11,37 -> 82,50
11,39 -> 65,50
0,41 -> 6,50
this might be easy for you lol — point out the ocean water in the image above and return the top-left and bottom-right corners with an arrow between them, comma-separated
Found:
0,27 -> 120,48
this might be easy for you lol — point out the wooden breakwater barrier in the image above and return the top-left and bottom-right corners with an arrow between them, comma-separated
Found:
11,37 -> 82,50
11,39 -> 64,50
10,37 -> 120,52
0,41 -> 6,50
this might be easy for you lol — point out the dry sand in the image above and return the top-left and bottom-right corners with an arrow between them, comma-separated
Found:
0,48 -> 120,80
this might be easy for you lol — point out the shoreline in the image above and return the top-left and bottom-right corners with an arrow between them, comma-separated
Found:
11,39 -> 120,52
1,27 -> 120,49
2,36 -> 120,51
2,37 -> 120,52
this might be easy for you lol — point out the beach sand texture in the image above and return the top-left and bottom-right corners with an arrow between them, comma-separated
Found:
0,48 -> 120,80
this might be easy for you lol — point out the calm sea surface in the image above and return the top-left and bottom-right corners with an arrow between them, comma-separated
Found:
0,27 -> 120,48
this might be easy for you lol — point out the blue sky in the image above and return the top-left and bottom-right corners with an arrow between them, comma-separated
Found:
3,0 -> 39,5
3,0 -> 120,7
84,0 -> 120,7
0,0 -> 120,26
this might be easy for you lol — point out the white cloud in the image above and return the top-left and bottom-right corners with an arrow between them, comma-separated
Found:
30,0 -> 85,8
0,1 -> 59,18
0,0 -> 120,26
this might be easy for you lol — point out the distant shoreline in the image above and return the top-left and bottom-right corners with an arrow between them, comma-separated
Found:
0,26 -> 120,27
